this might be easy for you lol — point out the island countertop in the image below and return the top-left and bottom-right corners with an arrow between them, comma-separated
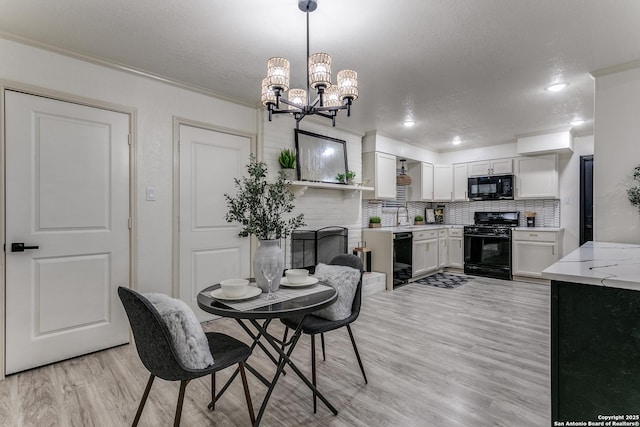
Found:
542,241 -> 640,291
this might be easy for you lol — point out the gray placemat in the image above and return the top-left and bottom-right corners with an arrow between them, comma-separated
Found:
211,283 -> 333,311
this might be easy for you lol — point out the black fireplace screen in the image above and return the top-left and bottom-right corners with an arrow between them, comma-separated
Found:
291,226 -> 348,271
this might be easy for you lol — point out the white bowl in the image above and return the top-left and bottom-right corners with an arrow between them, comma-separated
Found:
220,279 -> 249,297
285,269 -> 309,284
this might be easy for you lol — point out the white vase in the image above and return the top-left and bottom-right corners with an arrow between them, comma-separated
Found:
253,239 -> 284,293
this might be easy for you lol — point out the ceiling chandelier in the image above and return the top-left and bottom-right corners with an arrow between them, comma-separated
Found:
260,0 -> 358,128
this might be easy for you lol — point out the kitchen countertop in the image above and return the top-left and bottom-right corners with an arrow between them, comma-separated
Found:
514,227 -> 563,232
364,225 -> 563,232
363,224 -> 465,233
542,241 -> 640,291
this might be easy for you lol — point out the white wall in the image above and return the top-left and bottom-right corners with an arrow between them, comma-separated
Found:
593,65 -> 640,243
363,131 -> 439,164
261,115 -> 365,266
438,142 -> 519,164
558,136 -> 594,253
0,38 -> 257,295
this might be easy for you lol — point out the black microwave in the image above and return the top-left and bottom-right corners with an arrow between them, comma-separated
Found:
468,174 -> 514,200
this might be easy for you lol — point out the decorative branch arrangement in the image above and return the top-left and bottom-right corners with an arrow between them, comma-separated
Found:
225,155 -> 305,240
628,165 -> 640,211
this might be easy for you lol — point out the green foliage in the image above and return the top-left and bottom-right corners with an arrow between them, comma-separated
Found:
336,170 -> 356,183
628,165 -> 640,210
414,215 -> 424,222
224,155 -> 305,239
369,216 -> 381,224
278,148 -> 296,169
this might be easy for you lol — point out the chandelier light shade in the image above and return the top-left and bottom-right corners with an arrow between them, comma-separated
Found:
267,57 -> 290,92
261,78 -> 277,106
288,89 -> 307,109
324,85 -> 341,108
261,0 -> 358,128
309,52 -> 332,88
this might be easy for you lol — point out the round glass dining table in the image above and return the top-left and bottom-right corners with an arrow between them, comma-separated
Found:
197,281 -> 339,427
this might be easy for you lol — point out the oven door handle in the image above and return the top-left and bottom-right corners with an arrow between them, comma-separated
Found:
464,234 -> 510,239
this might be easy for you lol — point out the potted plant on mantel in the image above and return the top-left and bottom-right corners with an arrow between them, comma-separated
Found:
225,155 -> 305,292
336,170 -> 357,185
278,148 -> 297,181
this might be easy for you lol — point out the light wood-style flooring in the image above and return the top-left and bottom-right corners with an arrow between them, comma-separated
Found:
0,275 -> 550,426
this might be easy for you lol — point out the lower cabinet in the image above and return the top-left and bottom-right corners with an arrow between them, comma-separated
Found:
448,228 -> 464,268
438,229 -> 448,268
512,230 -> 563,278
413,230 -> 439,277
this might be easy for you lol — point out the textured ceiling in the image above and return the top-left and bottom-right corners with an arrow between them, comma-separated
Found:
1,0 -> 639,151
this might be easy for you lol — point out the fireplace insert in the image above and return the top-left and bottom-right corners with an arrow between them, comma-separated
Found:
290,226 -> 348,272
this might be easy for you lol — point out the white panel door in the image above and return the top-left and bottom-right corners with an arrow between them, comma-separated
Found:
5,91 -> 130,374
179,125 -> 251,319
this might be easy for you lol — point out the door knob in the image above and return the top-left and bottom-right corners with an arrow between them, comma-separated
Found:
11,243 -> 40,252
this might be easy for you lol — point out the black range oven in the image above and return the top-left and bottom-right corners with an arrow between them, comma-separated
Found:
464,211 -> 519,280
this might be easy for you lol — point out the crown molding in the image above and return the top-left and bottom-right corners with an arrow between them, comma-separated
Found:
590,59 -> 640,78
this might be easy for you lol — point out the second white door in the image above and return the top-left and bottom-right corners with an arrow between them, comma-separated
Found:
178,124 -> 251,319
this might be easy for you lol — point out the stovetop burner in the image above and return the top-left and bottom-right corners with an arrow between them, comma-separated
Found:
473,211 -> 520,227
464,211 -> 520,238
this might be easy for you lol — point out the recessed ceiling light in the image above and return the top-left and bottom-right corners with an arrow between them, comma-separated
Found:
403,120 -> 416,128
452,136 -> 462,145
545,82 -> 569,92
570,119 -> 585,126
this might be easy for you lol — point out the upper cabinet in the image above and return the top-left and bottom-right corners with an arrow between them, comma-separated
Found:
407,161 -> 434,201
452,163 -> 468,200
362,151 -> 397,200
515,154 -> 558,199
468,158 -> 513,176
433,164 -> 453,201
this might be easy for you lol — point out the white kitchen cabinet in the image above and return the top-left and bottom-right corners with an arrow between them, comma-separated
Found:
515,154 -> 558,199
407,161 -> 434,201
412,239 -> 428,277
512,229 -> 563,278
413,229 -> 439,277
438,229 -> 448,268
433,164 -> 453,201
362,151 -> 397,199
468,158 -> 513,176
447,228 -> 464,268
452,163 -> 468,200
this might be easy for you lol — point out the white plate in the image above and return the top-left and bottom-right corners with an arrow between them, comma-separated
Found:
279,276 -> 319,288
210,286 -> 262,301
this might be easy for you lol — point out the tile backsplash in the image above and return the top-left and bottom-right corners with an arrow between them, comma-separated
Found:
363,199 -> 560,228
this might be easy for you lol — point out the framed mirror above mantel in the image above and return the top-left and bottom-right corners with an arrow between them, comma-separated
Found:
295,129 -> 348,184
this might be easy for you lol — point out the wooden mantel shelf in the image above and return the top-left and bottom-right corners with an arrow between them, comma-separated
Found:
289,180 -> 374,197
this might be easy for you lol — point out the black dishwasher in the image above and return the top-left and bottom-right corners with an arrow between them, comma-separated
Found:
393,232 -> 413,287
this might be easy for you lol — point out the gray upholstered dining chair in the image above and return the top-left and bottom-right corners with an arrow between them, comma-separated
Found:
280,254 -> 368,413
118,287 -> 254,426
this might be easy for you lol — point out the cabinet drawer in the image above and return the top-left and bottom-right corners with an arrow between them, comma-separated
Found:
448,228 -> 463,237
413,230 -> 439,240
438,229 -> 447,237
513,230 -> 557,242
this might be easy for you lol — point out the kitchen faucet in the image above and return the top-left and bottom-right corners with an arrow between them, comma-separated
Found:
396,206 -> 409,225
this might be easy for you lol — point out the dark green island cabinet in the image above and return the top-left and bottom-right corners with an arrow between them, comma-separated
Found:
543,242 -> 640,424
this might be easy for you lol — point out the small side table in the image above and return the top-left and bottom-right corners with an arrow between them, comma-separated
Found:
352,247 -> 372,272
